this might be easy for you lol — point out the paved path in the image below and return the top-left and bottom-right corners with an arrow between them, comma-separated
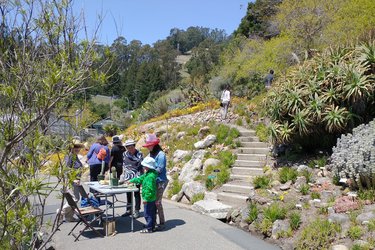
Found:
49,187 -> 279,250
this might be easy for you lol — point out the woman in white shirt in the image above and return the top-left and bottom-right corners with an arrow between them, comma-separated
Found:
220,84 -> 231,120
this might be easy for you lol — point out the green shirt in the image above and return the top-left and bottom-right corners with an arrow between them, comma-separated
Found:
129,169 -> 157,202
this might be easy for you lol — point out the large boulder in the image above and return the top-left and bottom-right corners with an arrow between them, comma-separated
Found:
180,181 -> 206,201
194,135 -> 216,149
192,200 -> 232,219
173,150 -> 191,163
178,150 -> 206,183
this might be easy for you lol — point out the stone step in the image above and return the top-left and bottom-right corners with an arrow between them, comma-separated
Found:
238,136 -> 259,142
217,192 -> 248,206
237,154 -> 267,161
239,131 -> 256,137
237,147 -> 269,154
240,142 -> 269,148
230,175 -> 254,182
234,160 -> 264,167
231,167 -> 264,175
222,183 -> 253,194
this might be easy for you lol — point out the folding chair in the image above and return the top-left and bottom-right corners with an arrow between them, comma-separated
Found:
63,192 -> 104,241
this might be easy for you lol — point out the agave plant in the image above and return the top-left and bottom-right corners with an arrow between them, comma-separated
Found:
265,41 -> 375,148
322,105 -> 349,133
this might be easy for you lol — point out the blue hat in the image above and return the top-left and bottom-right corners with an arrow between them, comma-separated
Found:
141,157 -> 156,170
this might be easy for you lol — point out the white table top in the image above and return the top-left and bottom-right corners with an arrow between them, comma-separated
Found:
85,181 -> 139,195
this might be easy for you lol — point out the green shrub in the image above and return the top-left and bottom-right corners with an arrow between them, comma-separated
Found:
253,175 -> 271,189
213,124 -> 240,146
289,212 -> 301,230
218,151 -> 236,167
318,206 -> 329,215
347,225 -> 363,240
299,184 -> 310,195
296,218 -> 341,250
205,177 -> 215,191
247,203 -> 258,223
308,156 -> 328,168
311,192 -> 321,199
263,203 -> 287,222
367,219 -> 375,231
255,123 -> 269,142
236,118 -> 243,126
279,167 -> 298,184
190,193 -> 205,204
358,189 -> 375,202
257,218 -> 273,237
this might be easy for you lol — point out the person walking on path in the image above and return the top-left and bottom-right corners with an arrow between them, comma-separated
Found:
87,135 -> 110,181
143,134 -> 168,230
121,139 -> 143,218
220,84 -> 231,120
64,139 -> 85,201
264,69 -> 274,89
128,156 -> 158,233
109,135 -> 126,178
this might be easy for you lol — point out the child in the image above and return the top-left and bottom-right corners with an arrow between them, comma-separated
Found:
129,156 -> 157,233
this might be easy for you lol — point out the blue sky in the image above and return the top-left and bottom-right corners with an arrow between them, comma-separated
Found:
74,0 -> 249,45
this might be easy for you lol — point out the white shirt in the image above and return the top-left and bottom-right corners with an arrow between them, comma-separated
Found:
221,90 -> 230,103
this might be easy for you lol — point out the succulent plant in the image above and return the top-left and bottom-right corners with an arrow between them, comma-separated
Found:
331,119 -> 375,189
111,167 -> 117,179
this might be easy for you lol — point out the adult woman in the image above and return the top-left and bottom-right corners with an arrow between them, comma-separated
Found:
143,134 -> 168,230
121,139 -> 143,218
64,139 -> 85,201
87,135 -> 110,181
109,135 -> 125,178
220,84 -> 231,120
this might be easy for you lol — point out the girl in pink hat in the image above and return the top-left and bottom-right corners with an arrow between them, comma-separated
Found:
143,134 -> 168,230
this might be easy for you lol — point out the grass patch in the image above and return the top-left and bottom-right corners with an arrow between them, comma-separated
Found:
167,173 -> 183,198
247,202 -> 258,223
190,193 -> 205,204
296,218 -> 341,250
253,175 -> 271,189
311,192 -> 321,199
299,184 -> 310,195
255,123 -> 269,142
279,167 -> 298,184
289,211 -> 302,230
211,123 -> 240,147
263,203 -> 287,222
347,225 -> 363,240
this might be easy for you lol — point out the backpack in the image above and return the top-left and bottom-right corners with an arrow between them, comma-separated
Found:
97,147 -> 107,161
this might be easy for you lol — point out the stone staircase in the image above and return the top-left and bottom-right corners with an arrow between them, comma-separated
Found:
217,125 -> 270,207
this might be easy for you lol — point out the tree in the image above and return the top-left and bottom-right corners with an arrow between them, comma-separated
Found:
0,0 -> 107,248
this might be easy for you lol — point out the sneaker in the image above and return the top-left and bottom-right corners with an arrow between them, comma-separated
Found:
133,210 -> 140,218
121,211 -> 132,217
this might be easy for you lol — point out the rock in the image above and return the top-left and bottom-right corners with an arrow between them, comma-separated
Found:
315,177 -> 331,185
172,149 -> 191,163
271,180 -> 281,187
333,196 -> 360,213
356,212 -> 375,224
297,164 -> 309,172
194,134 -> 216,149
295,204 -> 302,209
328,213 -> 350,225
279,180 -> 292,191
353,240 -> 370,248
181,181 -> 206,201
241,207 -> 250,222
203,158 -> 221,173
179,159 -> 203,183
154,125 -> 167,137
331,245 -> 349,250
294,176 -> 307,189
198,126 -> 210,138
239,221 -> 249,230
171,194 -> 179,202
192,200 -> 232,219
176,131 -> 186,139
271,220 -> 290,239
203,191 -> 217,201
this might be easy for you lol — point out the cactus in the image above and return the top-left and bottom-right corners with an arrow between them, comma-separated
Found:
111,167 -> 117,179
331,119 -> 375,189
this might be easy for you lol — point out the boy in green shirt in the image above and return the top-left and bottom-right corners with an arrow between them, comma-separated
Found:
129,156 -> 157,233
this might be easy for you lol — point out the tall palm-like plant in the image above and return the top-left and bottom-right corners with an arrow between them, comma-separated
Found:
322,105 -> 349,133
